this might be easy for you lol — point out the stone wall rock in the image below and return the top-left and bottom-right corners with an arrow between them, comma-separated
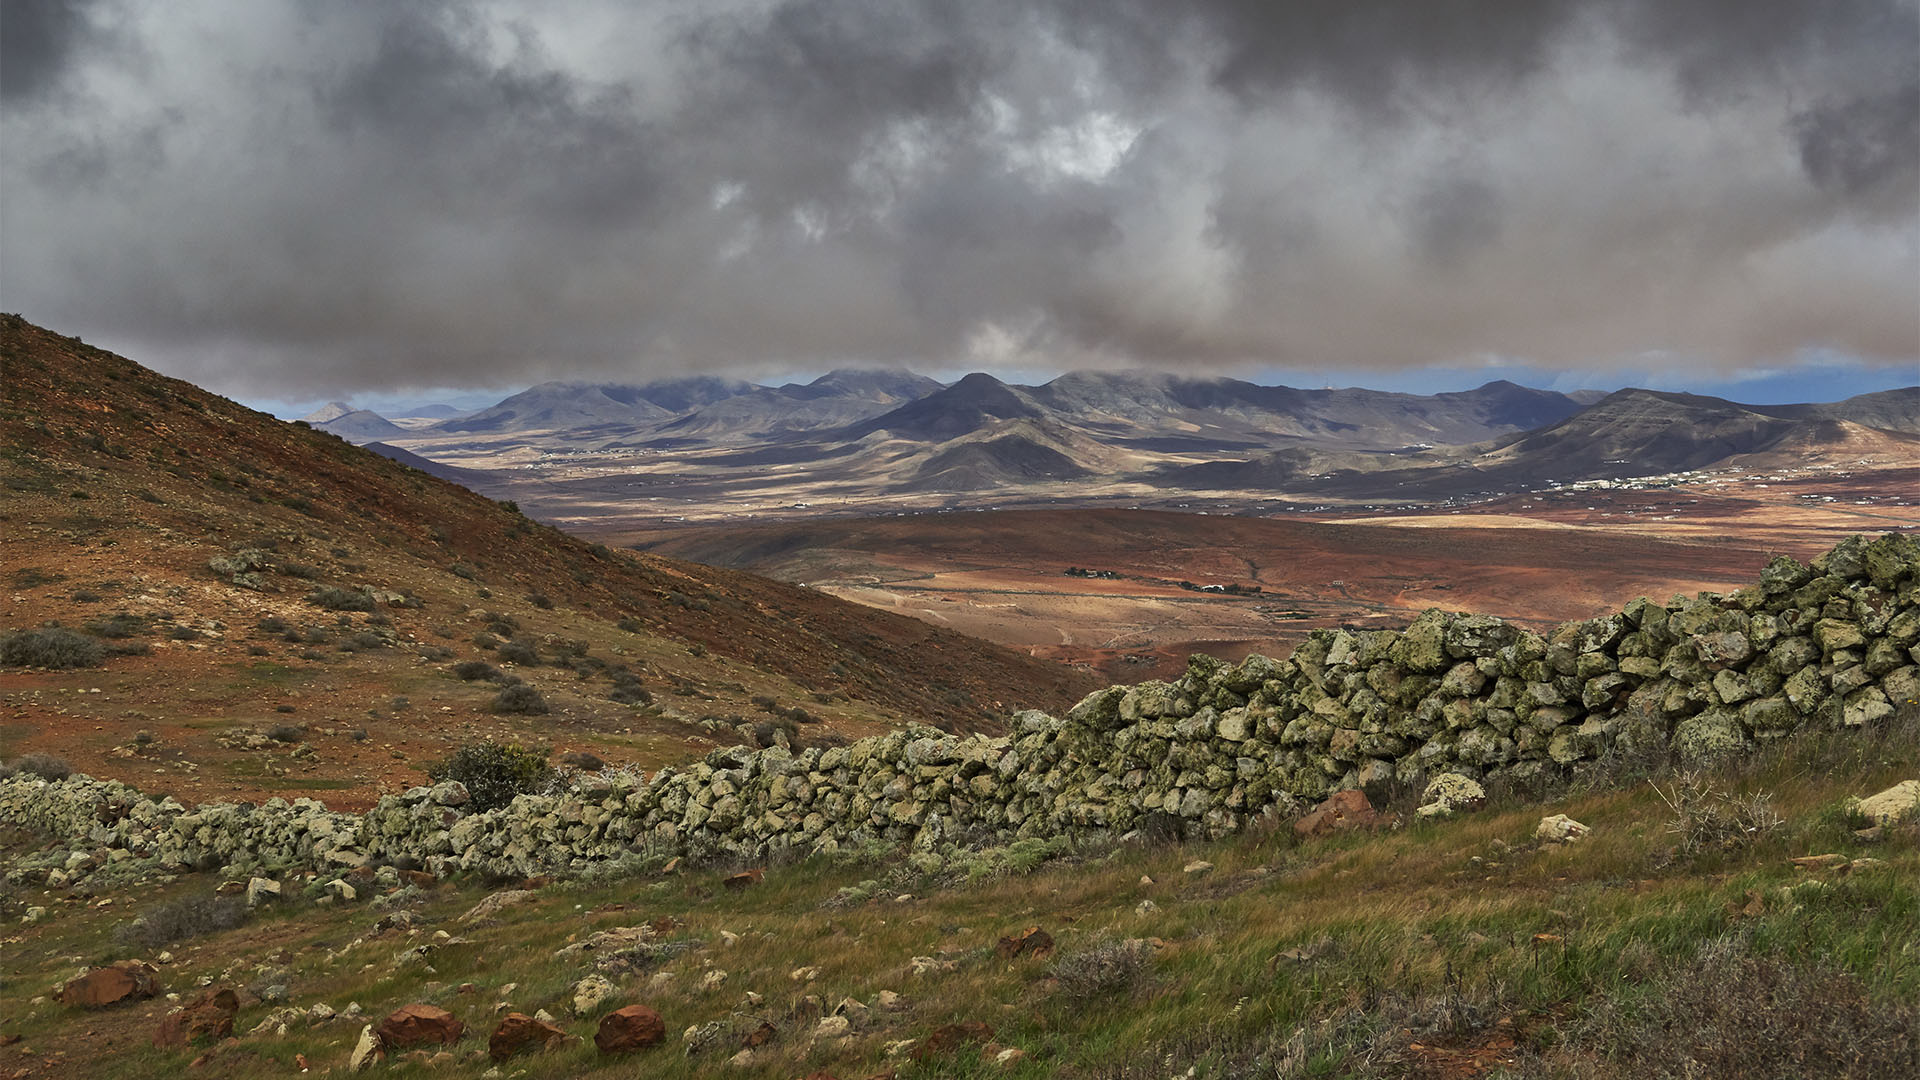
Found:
4,534 -> 1914,884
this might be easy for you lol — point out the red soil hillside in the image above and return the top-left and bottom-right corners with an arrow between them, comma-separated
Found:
0,315 -> 1097,808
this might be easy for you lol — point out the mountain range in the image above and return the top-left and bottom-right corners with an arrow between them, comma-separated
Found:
338,366 -> 1914,509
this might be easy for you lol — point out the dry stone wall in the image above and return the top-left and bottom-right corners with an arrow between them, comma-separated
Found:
6,534 -> 1917,886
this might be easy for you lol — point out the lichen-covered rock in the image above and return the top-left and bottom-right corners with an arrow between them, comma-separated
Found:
1415,774 -> 1485,819
1672,709 -> 1749,765
1852,780 -> 1919,826
1536,814 -> 1590,843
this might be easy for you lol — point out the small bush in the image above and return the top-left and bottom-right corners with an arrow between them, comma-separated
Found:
279,562 -> 321,580
341,630 -> 385,651
1050,938 -> 1153,1001
496,639 -> 539,666
491,683 -> 550,715
0,627 -> 105,669
85,612 -> 147,638
1577,935 -> 1920,1078
527,592 -> 554,610
609,673 -> 652,706
453,660 -> 500,681
616,616 -> 644,633
115,895 -> 248,949
267,724 -> 304,743
307,586 -> 375,612
424,742 -> 553,812
256,616 -> 290,634
1652,771 -> 1785,858
12,753 -> 73,781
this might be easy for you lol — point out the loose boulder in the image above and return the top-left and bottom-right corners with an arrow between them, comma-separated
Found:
571,973 -> 616,1017
913,1021 -> 995,1061
377,1003 -> 464,1049
58,960 -> 158,1007
1853,779 -> 1919,826
995,926 -> 1056,960
1416,774 -> 1487,819
1536,814 -> 1590,843
1294,789 -> 1387,838
152,987 -> 239,1047
595,1004 -> 666,1054
348,1024 -> 382,1071
489,1012 -> 570,1061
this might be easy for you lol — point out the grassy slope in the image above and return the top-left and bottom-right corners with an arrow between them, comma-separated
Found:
3,716 -> 1914,1079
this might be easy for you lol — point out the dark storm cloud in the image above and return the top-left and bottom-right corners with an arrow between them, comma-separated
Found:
0,0 -> 1914,397
0,0 -> 105,101
1794,80 -> 1920,204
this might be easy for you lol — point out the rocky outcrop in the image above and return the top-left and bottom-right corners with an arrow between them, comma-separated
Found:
4,534 -> 1914,885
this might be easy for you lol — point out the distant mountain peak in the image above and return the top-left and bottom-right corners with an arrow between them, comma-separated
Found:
301,401 -> 355,424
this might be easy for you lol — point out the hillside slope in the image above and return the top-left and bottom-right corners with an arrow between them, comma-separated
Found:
0,315 -> 1097,807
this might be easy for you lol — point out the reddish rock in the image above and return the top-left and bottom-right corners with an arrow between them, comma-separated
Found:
912,1021 -> 994,1061
153,987 -> 240,1048
489,1012 -> 569,1061
594,1004 -> 666,1054
58,960 -> 159,1007
722,868 -> 764,891
995,927 -> 1055,960
741,1020 -> 777,1049
376,1003 -> 464,1049
1293,789 -> 1387,838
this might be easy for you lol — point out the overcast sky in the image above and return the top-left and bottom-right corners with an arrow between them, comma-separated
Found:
3,0 -> 1916,401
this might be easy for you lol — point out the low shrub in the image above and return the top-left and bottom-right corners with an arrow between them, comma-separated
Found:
424,741 -> 553,812
1652,771 -> 1785,858
452,660 -> 500,681
496,639 -> 539,666
267,724 -> 304,743
115,895 -> 248,949
1050,938 -> 1154,1001
84,613 -> 147,639
1575,934 -> 1920,1079
0,627 -> 105,669
11,753 -> 73,780
491,682 -> 550,715
307,586 -> 375,612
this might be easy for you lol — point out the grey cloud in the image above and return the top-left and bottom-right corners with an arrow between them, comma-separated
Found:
0,0 -> 1913,398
